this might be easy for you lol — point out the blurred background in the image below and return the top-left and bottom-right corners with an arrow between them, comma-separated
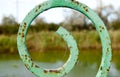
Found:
0,0 -> 120,77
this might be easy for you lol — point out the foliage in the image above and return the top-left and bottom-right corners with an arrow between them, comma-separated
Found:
0,31 -> 120,53
111,20 -> 120,30
0,35 -> 17,53
0,25 -> 19,35
1,15 -> 18,26
0,13 -> 120,35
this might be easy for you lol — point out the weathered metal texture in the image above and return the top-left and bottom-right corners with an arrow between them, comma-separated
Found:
17,0 -> 112,77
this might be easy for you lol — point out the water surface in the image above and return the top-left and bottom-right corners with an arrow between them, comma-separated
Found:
0,50 -> 120,77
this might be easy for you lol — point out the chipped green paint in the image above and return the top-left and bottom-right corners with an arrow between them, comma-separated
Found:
18,26 -> 79,77
17,0 -> 112,77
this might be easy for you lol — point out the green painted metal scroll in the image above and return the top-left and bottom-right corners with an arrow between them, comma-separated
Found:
17,0 -> 112,77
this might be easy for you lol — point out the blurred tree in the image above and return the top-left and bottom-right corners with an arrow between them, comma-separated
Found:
33,17 -> 59,31
111,20 -> 120,30
115,8 -> 120,20
61,0 -> 117,30
1,15 -> 18,26
33,17 -> 48,31
34,17 -> 46,25
62,9 -> 91,31
0,15 -> 19,34
96,0 -> 115,29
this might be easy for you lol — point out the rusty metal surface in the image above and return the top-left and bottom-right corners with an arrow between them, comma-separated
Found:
17,0 -> 112,77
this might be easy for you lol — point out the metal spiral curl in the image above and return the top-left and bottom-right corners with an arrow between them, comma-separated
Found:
17,0 -> 112,77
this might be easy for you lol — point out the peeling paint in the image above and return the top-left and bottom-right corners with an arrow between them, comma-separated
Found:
83,6 -> 88,12
17,0 -> 112,77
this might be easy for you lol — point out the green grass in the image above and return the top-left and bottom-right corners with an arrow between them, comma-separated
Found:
0,30 -> 120,53
0,35 -> 17,53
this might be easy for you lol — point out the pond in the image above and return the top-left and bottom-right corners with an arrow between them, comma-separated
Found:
0,50 -> 120,77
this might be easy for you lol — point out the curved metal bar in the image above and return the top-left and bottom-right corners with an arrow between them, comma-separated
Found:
17,0 -> 112,77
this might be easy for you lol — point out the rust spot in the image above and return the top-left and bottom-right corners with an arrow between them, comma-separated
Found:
38,5 -> 41,9
22,29 -> 25,32
75,1 -> 79,5
49,70 -> 60,73
21,33 -> 24,38
71,0 -> 74,1
100,67 -> 103,70
107,48 -> 109,52
44,70 -> 48,73
32,71 -> 34,74
18,33 -> 21,35
65,34 -> 68,36
83,6 -> 88,12
99,26 -> 104,30
30,58 -> 33,61
25,55 -> 27,60
35,9 -> 38,12
106,48 -> 109,55
71,0 -> 79,5
35,65 -> 39,68
25,55 -> 27,57
107,68 -> 110,71
24,25 -> 26,28
23,22 -> 27,28
107,66 -> 110,71
102,27 -> 104,30
18,24 -> 20,26
28,12 -> 30,15
24,22 -> 26,26
31,63 -> 34,67
69,46 -> 72,49
25,64 -> 29,69
28,59 -> 31,63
